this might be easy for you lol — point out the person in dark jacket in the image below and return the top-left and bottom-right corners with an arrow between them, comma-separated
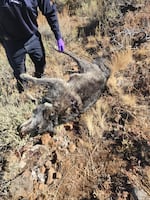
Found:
0,0 -> 64,93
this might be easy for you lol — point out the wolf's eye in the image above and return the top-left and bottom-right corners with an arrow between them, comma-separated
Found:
50,111 -> 55,116
33,108 -> 37,114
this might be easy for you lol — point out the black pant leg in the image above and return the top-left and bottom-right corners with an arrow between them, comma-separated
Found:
3,40 -> 26,80
24,34 -> 46,77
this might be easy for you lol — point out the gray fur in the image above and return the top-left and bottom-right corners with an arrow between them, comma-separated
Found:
19,50 -> 110,136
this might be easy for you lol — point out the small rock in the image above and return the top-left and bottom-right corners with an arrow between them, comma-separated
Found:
40,166 -> 46,174
46,167 -> 56,185
38,183 -> 48,191
9,169 -> 33,199
133,187 -> 150,200
19,160 -> 26,169
37,171 -> 45,183
56,172 -> 62,179
68,143 -> 76,153
19,145 -> 49,169
77,138 -> 92,149
45,160 -> 52,169
41,133 -> 53,147
31,169 -> 37,181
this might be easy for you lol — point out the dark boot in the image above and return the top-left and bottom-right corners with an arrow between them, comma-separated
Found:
16,79 -> 28,93
34,72 -> 44,78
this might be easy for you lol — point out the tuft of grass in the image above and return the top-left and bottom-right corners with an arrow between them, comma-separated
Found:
82,99 -> 110,137
120,94 -> 137,107
107,48 -> 134,97
58,9 -> 78,43
111,48 -> 133,74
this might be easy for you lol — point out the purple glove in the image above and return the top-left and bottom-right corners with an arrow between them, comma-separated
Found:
57,38 -> 65,52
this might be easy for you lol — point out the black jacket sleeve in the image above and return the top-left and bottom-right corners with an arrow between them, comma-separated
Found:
38,0 -> 61,40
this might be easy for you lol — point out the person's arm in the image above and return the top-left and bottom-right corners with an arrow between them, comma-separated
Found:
38,0 -> 64,51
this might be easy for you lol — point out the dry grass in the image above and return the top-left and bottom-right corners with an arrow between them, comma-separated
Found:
107,47 -> 134,99
82,99 -> 110,137
111,48 -> 133,73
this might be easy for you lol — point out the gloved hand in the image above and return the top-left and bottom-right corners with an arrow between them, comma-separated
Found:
57,38 -> 65,52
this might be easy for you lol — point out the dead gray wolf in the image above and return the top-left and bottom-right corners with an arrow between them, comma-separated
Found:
19,50 -> 110,136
